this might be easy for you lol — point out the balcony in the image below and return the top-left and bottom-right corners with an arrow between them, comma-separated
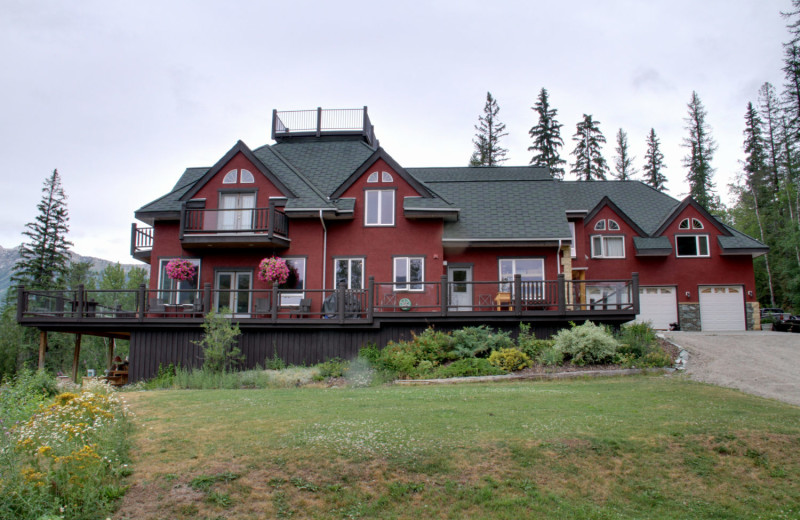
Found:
179,203 -> 290,249
131,223 -> 153,262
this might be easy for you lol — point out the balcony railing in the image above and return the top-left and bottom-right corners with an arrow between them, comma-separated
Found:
271,107 -> 378,147
181,206 -> 288,236
17,274 -> 639,325
130,224 -> 153,258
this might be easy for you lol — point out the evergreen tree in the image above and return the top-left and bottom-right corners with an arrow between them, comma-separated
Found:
613,128 -> 637,180
682,92 -> 719,211
469,92 -> 509,166
642,128 -> 667,191
528,88 -> 566,178
570,114 -> 609,181
741,102 -> 776,306
758,82 -> 783,194
11,169 -> 72,290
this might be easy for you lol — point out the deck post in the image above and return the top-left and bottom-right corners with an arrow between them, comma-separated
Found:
203,283 -> 212,315
631,272 -> 640,314
16,285 -> 25,322
107,338 -> 115,371
271,285 -> 278,323
513,275 -> 522,316
130,223 -> 137,257
77,284 -> 85,320
316,106 -> 322,137
367,277 -> 374,322
557,274 -> 566,315
38,331 -> 47,370
178,202 -> 186,239
72,333 -> 82,384
337,283 -> 346,324
137,283 -> 146,321
268,200 -> 275,238
440,275 -> 448,317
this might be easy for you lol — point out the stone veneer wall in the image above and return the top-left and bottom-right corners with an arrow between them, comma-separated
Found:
678,303 -> 701,331
746,302 -> 760,331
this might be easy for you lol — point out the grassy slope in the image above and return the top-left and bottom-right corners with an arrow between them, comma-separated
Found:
117,376 -> 800,520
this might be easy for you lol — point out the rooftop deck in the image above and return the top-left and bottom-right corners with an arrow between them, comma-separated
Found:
271,107 -> 378,147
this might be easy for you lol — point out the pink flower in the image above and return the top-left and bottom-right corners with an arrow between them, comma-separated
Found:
258,257 -> 290,284
165,259 -> 196,281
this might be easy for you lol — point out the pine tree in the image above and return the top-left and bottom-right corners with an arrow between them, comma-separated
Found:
11,169 -> 73,290
528,88 -> 566,178
642,128 -> 667,191
741,102 -> 775,306
682,92 -> 719,211
759,83 -> 783,195
570,114 -> 609,181
613,128 -> 637,180
469,92 -> 509,166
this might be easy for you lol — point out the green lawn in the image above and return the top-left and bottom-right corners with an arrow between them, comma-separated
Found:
117,375 -> 800,519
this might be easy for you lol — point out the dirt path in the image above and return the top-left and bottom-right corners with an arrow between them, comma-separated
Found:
664,331 -> 800,407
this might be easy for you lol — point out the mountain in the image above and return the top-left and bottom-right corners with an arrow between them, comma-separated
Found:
0,245 -> 149,296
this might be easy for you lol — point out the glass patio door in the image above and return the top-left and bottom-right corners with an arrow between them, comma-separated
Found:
219,193 -> 255,231
216,271 -> 252,315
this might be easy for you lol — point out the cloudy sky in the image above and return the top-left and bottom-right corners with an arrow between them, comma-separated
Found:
0,0 -> 790,263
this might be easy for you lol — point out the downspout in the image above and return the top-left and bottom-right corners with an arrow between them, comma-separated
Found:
319,210 -> 327,291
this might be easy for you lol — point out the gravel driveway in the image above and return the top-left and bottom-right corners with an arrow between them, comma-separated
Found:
663,331 -> 800,407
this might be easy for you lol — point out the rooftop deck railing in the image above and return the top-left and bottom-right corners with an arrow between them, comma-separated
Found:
17,274 -> 639,325
271,107 -> 377,147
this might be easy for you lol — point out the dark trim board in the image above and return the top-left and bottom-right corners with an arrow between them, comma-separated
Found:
128,315 -> 632,382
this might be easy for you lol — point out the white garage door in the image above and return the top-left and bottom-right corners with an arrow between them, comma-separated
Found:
636,286 -> 677,330
699,286 -> 745,331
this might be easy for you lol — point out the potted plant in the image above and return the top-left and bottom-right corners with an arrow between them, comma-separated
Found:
761,316 -> 774,331
258,256 -> 290,285
165,258 -> 197,281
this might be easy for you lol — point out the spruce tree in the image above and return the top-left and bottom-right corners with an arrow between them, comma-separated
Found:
11,169 -> 73,290
613,128 -> 637,180
682,92 -> 719,211
570,114 -> 609,181
642,129 -> 667,192
469,92 -> 509,166
758,82 -> 783,195
528,88 -> 566,178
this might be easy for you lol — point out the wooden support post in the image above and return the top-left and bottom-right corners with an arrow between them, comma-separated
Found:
72,334 -> 82,384
38,331 -> 47,370
107,338 -> 115,371
557,274 -> 566,315
631,272 -> 640,314
367,277 -> 374,322
440,275 -> 448,317
513,274 -> 522,316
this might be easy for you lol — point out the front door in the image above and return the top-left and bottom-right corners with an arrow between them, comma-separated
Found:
448,266 -> 473,311
216,271 -> 252,316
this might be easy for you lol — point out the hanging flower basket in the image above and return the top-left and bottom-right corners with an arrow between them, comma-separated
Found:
165,258 -> 197,281
258,256 -> 290,285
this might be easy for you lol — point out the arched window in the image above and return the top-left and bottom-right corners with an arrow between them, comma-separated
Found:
608,219 -> 620,230
692,218 -> 704,229
223,170 -> 237,184
240,169 -> 254,183
382,171 -> 394,182
679,218 -> 690,229
594,220 -> 606,231
367,172 -> 379,183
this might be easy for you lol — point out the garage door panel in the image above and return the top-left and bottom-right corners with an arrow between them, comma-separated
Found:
636,286 -> 677,330
699,286 -> 745,331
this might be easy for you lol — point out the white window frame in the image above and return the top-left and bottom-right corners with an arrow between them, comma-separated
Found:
498,258 -> 546,298
591,235 -> 625,259
280,258 -> 307,306
334,258 -> 365,289
679,218 -> 690,229
608,219 -> 620,230
594,220 -> 606,230
393,257 -> 424,291
367,171 -> 379,183
692,218 -> 704,229
240,169 -> 254,183
365,189 -> 395,226
158,258 -> 201,305
569,222 -> 576,258
381,171 -> 393,182
222,169 -> 237,184
676,235 -> 710,258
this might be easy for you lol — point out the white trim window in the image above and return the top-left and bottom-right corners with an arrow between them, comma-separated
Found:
676,235 -> 710,257
158,258 -> 201,304
280,258 -> 307,306
394,257 -> 423,291
591,235 -> 625,258
569,222 -> 576,258
499,258 -> 545,299
335,258 -> 364,289
365,190 -> 394,226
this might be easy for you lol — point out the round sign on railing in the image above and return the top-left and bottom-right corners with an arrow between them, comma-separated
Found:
399,298 -> 412,311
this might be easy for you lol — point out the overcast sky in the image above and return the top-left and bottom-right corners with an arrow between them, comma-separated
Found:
0,0 -> 790,264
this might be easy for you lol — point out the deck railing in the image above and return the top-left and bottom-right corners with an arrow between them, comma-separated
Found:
179,205 -> 289,237
271,107 -> 377,147
130,224 -> 153,256
17,274 -> 639,324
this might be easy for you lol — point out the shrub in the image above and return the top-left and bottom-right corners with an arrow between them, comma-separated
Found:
358,343 -> 381,364
265,350 -> 287,370
553,321 -> 619,366
0,369 -> 58,426
488,348 -> 532,372
540,346 -> 564,366
318,358 -> 349,379
432,358 -> 505,378
616,322 -> 658,358
193,308 -> 243,373
142,363 -> 177,389
516,323 -> 555,360
451,326 -> 513,359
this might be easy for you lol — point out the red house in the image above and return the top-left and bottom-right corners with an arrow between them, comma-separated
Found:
18,107 -> 768,381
